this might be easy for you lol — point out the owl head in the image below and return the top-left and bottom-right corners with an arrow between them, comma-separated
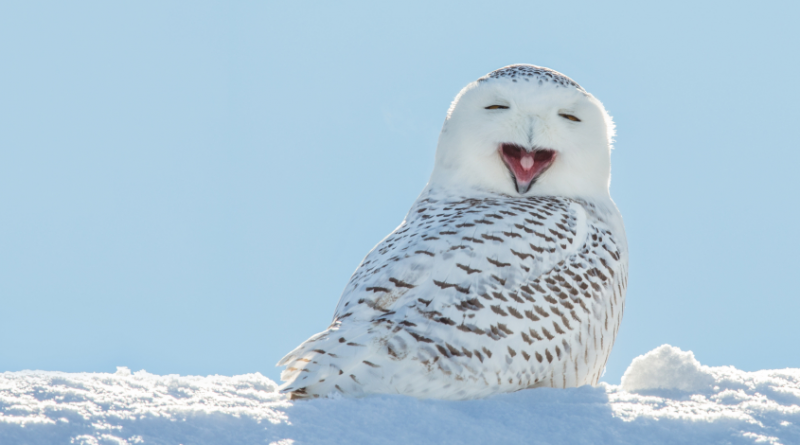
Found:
429,65 -> 616,199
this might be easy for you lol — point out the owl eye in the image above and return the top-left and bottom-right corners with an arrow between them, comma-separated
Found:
559,113 -> 581,122
485,105 -> 509,110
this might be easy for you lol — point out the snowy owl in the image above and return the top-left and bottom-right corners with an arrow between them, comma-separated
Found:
278,64 -> 628,400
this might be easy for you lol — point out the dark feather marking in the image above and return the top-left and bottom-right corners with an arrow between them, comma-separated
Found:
481,233 -> 503,242
521,331 -> 533,345
490,305 -> 508,316
534,305 -> 550,318
492,292 -> 508,302
457,263 -> 482,274
389,278 -> 415,288
524,310 -> 541,322
433,280 -> 470,294
511,249 -> 533,260
507,306 -> 523,319
514,224 -> 533,233
487,257 -> 511,267
409,332 -> 434,343
561,315 -> 573,330
435,317 -> 456,326
446,343 -> 463,356
508,293 -> 524,303
497,323 -> 514,335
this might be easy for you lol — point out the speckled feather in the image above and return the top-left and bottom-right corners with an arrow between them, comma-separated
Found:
278,191 -> 627,400
478,65 -> 585,91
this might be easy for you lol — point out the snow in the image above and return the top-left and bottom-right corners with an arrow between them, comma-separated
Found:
621,344 -> 716,392
1,345 -> 799,445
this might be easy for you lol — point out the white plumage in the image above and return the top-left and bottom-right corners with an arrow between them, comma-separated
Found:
278,65 -> 628,400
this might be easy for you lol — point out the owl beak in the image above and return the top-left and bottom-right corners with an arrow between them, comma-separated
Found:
499,144 -> 556,194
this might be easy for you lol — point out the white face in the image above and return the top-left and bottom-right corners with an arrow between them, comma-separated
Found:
429,66 -> 615,199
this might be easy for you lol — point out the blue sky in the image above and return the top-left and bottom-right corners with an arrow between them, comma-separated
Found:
2,1 -> 798,385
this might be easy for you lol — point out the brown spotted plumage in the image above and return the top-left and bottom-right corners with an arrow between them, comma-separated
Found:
278,195 -> 627,399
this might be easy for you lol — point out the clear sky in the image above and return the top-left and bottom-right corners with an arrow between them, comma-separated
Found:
2,1 -> 798,385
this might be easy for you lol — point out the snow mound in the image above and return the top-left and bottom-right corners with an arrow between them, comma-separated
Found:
2,346 -> 800,444
621,344 -> 715,392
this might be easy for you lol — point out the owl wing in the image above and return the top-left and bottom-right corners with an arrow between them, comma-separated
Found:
333,196 -> 586,320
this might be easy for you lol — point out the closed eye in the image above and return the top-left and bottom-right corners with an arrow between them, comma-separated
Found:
485,105 -> 509,110
559,113 -> 581,122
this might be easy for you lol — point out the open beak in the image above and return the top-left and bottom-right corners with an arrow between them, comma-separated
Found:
499,143 -> 556,194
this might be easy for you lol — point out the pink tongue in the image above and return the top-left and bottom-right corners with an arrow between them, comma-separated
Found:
508,154 -> 538,185
520,156 -> 534,170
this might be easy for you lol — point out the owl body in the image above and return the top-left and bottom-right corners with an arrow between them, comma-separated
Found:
278,65 -> 628,400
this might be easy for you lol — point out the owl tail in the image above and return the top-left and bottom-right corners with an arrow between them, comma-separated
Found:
276,323 -> 388,399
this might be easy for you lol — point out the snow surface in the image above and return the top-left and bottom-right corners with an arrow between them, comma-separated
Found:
2,345 -> 799,445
